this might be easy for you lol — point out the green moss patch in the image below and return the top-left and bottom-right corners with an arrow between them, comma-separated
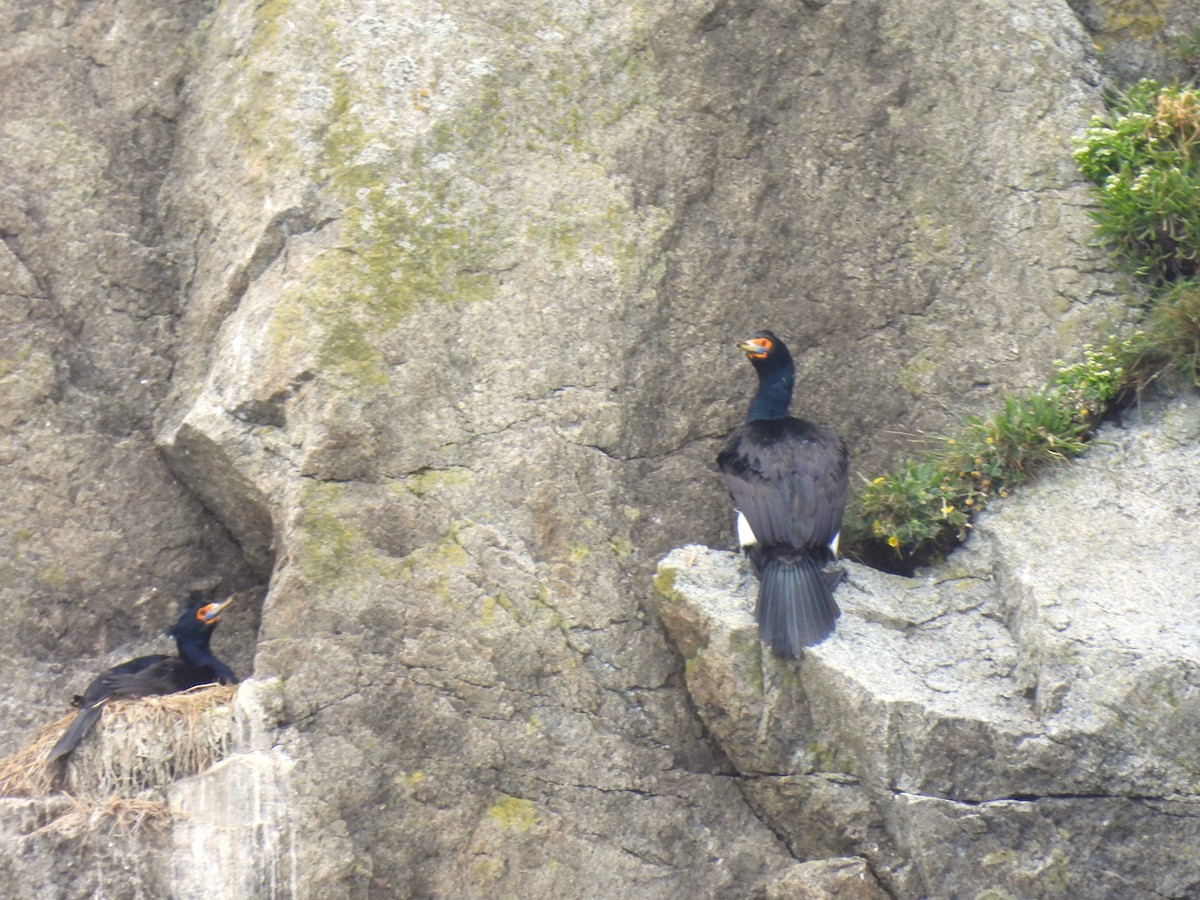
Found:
487,794 -> 539,832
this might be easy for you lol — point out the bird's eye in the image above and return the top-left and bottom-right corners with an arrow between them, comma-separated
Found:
748,338 -> 772,357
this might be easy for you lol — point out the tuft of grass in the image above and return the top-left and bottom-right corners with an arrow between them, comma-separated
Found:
845,381 -> 1097,571
1143,279 -> 1200,383
945,392 -> 1090,493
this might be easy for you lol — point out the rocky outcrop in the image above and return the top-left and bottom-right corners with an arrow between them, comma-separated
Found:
658,392 -> 1200,898
0,0 -> 1186,897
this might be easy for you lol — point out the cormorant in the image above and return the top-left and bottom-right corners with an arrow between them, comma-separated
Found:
47,591 -> 239,762
717,330 -> 849,658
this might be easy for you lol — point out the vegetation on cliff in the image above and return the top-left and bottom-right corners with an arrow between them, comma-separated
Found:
846,78 -> 1200,571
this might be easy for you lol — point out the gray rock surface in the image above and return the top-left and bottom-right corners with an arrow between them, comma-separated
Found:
1069,0 -> 1200,84
657,392 -> 1200,898
0,0 -> 1186,897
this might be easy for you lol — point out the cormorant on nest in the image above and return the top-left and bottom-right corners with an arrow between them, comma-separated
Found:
47,591 -> 239,762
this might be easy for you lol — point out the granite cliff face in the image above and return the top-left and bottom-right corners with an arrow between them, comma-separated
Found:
1,0 -> 1195,897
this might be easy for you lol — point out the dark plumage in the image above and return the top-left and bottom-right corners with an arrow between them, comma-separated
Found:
717,330 -> 849,658
47,592 -> 239,762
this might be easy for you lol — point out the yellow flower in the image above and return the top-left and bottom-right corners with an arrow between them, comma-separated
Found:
940,503 -> 953,516
872,476 -> 886,486
887,535 -> 900,548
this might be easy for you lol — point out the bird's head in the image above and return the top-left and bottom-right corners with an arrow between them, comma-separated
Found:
736,330 -> 793,374
168,590 -> 236,639
737,331 -> 778,360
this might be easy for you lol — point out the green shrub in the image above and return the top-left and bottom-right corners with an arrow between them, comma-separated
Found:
1073,80 -> 1200,282
1053,337 -> 1134,419
851,460 -> 970,558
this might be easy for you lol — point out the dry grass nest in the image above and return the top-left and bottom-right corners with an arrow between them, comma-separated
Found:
0,684 -> 238,837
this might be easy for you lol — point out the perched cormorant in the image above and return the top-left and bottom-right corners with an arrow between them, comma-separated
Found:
717,330 -> 849,658
47,592 -> 239,762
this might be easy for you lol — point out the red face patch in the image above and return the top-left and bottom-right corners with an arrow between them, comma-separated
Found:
744,337 -> 772,358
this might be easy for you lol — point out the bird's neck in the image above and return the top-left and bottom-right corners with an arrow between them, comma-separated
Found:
747,367 -> 794,421
175,632 -> 216,666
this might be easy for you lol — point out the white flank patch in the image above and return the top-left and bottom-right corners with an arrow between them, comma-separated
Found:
736,511 -> 758,548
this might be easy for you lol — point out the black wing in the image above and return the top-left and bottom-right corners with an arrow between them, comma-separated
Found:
100,657 -> 216,698
74,653 -> 171,708
718,418 -> 848,552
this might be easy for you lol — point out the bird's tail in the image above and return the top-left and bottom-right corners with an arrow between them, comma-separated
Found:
46,702 -> 105,763
756,551 -> 841,659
